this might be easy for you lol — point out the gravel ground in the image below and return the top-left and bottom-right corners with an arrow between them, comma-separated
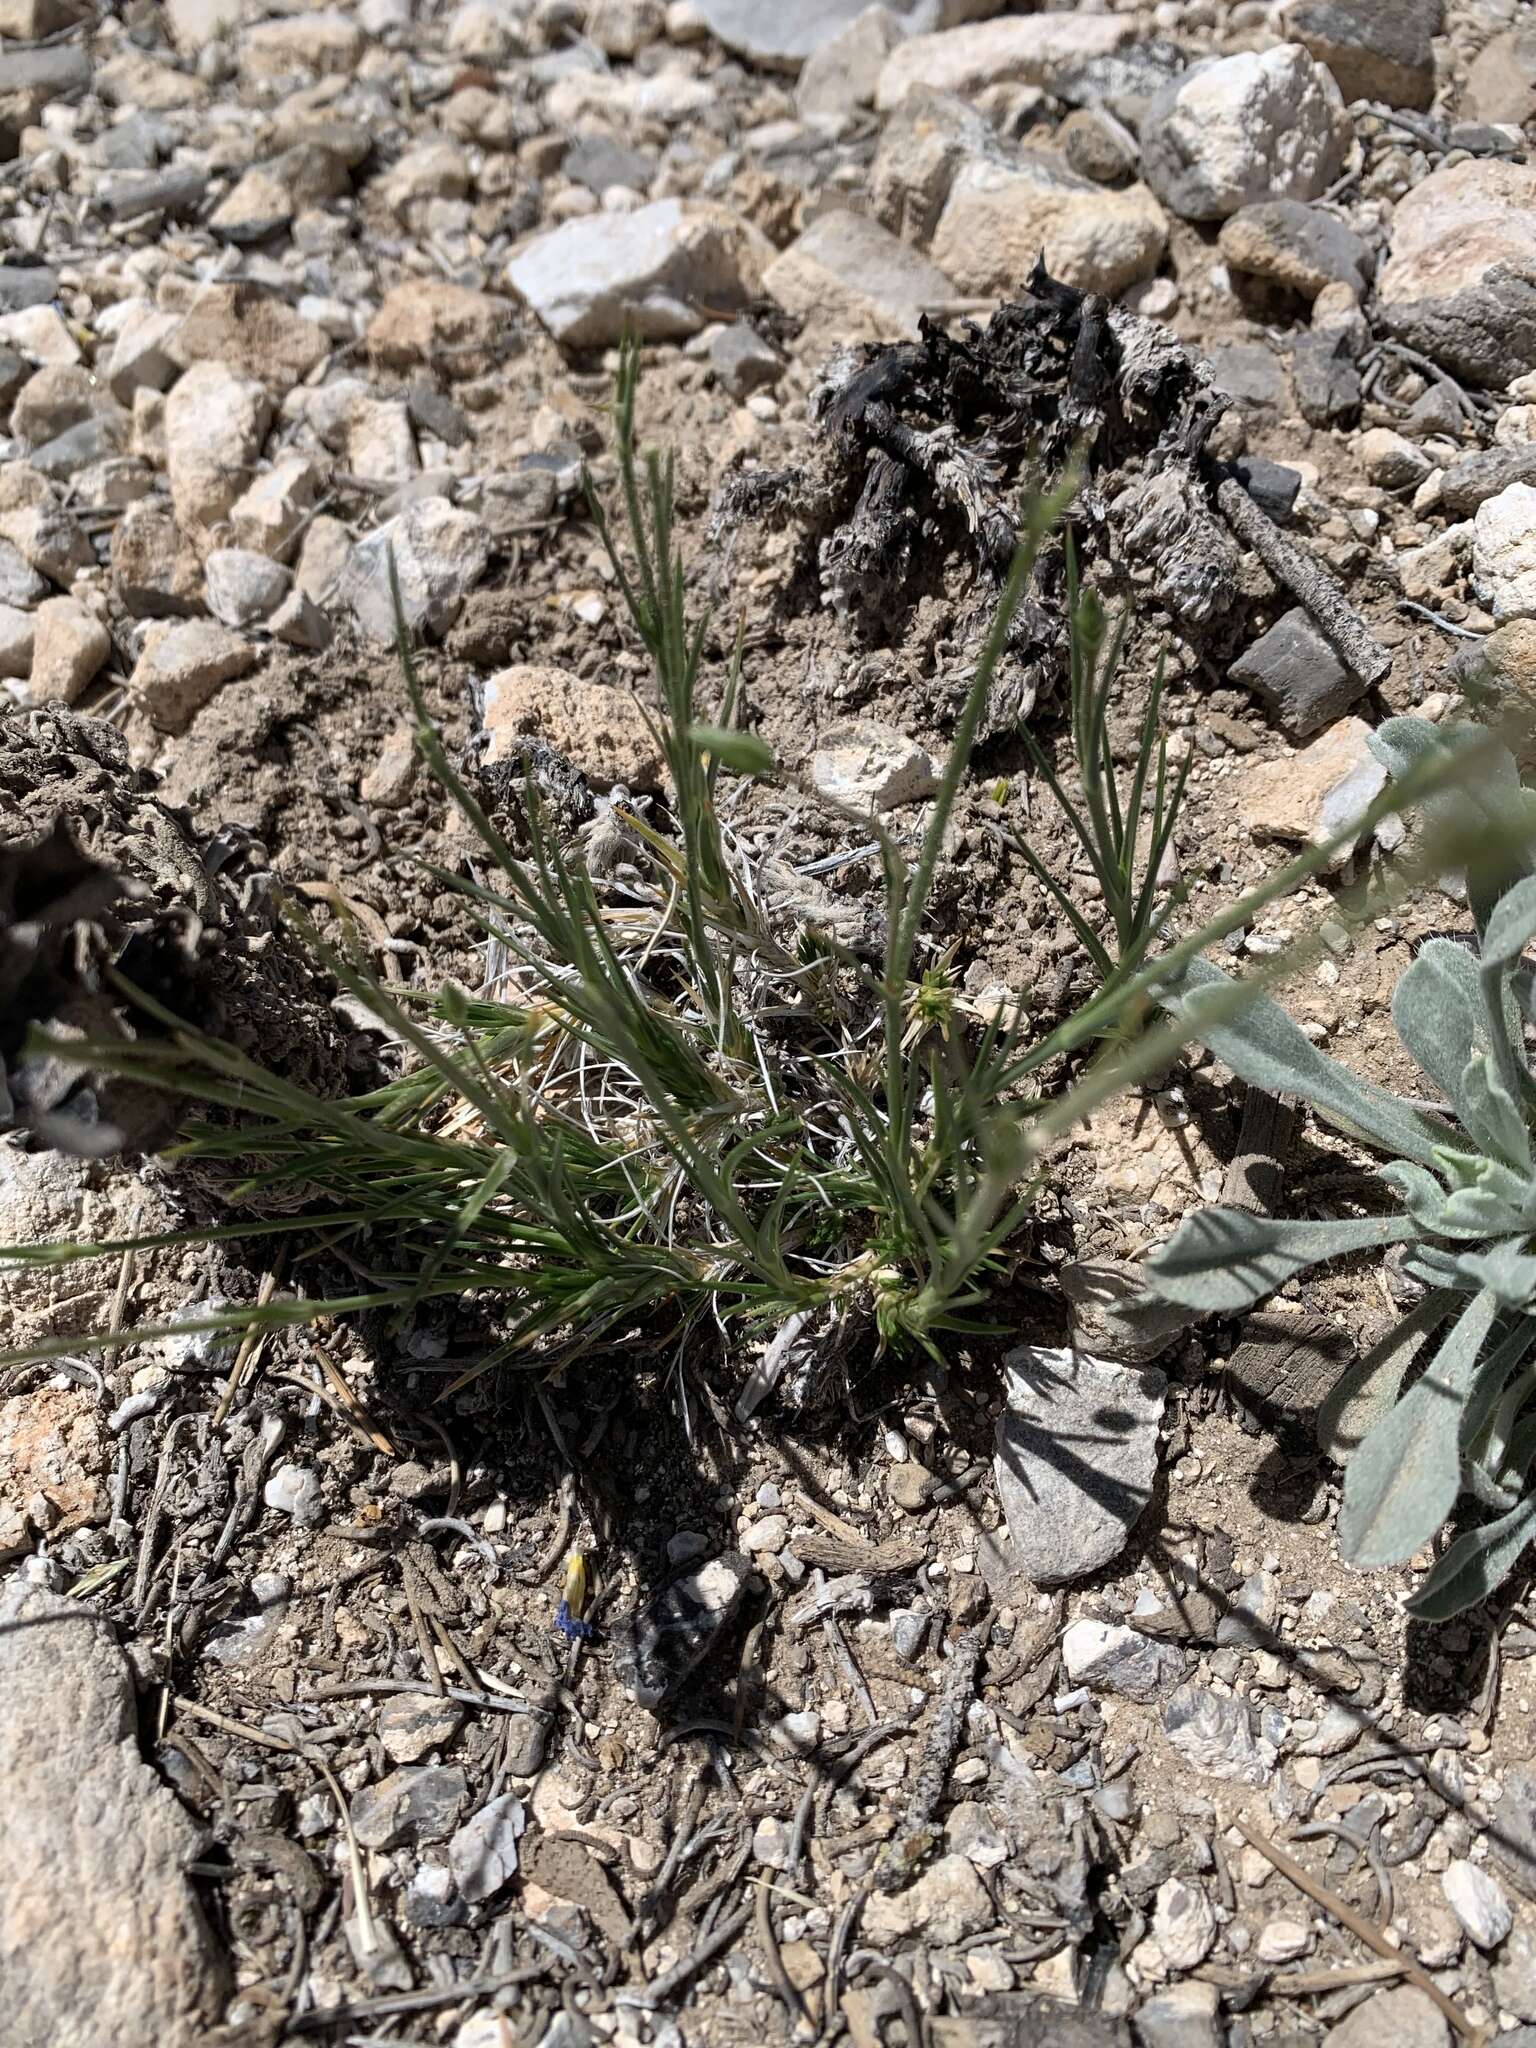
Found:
6,1 -> 1536,2045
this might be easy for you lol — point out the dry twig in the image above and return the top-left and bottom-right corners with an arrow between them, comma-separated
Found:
1232,1818 -> 1487,2044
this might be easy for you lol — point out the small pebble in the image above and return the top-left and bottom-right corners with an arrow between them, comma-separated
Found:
1443,1857 -> 1512,1948
263,1462 -> 324,1524
1256,1917 -> 1312,1962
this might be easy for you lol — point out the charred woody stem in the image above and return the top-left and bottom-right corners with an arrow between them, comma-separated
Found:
1215,475 -> 1392,687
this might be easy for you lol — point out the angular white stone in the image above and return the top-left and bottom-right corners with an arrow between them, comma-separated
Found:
505,200 -> 770,348
1474,481 -> 1536,622
1442,1858 -> 1512,1950
876,11 -> 1133,110
1141,44 -> 1350,222
811,721 -> 939,811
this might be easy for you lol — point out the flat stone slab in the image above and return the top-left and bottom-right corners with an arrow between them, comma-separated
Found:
994,1345 -> 1165,1586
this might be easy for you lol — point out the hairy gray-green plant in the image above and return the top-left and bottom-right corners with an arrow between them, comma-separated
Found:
0,369 -> 1499,1406
1145,717 -> 1536,1618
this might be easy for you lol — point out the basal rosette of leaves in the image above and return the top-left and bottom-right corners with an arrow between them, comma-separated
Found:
1145,717 -> 1536,1620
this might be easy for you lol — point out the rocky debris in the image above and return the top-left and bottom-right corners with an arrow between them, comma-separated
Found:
164,361 -> 272,549
0,472 -> 94,585
97,166 -> 207,225
1058,1258 -> 1194,1365
1322,1986 -> 1449,2047
336,497 -> 491,642
1462,23 -> 1536,127
1255,1918 -> 1312,1964
0,264 -> 60,313
240,10 -> 364,80
1358,426 -> 1433,492
366,279 -> 508,381
0,1572 -> 225,2045
131,619 -> 259,734
481,664 -> 664,793
1473,482 -> 1536,623
1146,1876 -> 1217,1972
506,201 -> 771,348
170,284 -> 328,389
1441,446 -> 1536,519
0,1152 -> 176,1340
1286,0 -> 1441,111
1230,607 -> 1366,738
862,1852 -> 993,1944
1217,200 -> 1370,301
229,455 -> 318,560
262,1461 -> 324,1523
613,1552 -> 749,1710
103,305 -> 182,405
929,152 -> 1167,299
1141,45 -> 1351,222
450,1794 -> 525,1902
871,87 -> 996,244
0,604 -> 34,677
1134,1982 -> 1222,2048
361,723 -> 419,809
1060,1620 -> 1184,1703
112,504 -> 203,619
691,0 -> 945,70
0,1386 -> 108,1550
1441,1858 -> 1512,1949
764,210 -> 954,342
204,548 -> 289,630
1237,714 -> 1388,861
202,1571 -> 291,1668
994,1346 -> 1164,1586
1456,618 -> 1536,766
1496,1925 -> 1536,2023
1214,337 -> 1292,409
1493,1763 -> 1536,1902
711,322 -> 782,399
1162,1684 -> 1274,1784
502,1703 -> 551,1780
0,304 -> 82,365
0,542 -> 49,611
811,721 -> 938,812
1,40 -> 90,110
1215,1569 -> 1279,1649
1376,161 -> 1536,387
13,363 -> 105,446
1059,107 -> 1139,186
875,13 -> 1135,111
797,5 -> 904,123
23,596 -> 111,707
350,1766 -> 469,1851
378,140 -> 470,217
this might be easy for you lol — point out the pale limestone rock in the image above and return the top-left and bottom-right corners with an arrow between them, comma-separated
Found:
23,595 -> 110,705
1141,44 -> 1351,222
505,199 -> 771,347
482,663 -> 664,790
131,618 -> 258,733
764,211 -> 954,342
163,360 -> 272,549
931,152 -> 1167,297
1377,160 -> 1536,385
876,12 -> 1134,110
